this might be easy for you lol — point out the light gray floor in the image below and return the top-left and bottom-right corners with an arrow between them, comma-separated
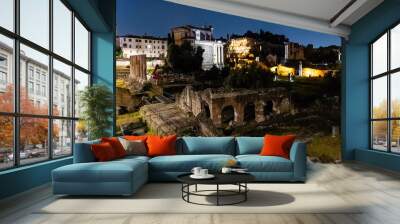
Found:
1,161 -> 400,224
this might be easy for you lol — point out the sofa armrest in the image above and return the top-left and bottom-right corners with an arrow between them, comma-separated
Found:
73,140 -> 100,163
289,141 -> 307,182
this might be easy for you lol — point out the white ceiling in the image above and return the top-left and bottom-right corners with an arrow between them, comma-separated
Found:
165,0 -> 384,38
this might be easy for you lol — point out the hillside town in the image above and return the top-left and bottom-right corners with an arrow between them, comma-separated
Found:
115,25 -> 341,145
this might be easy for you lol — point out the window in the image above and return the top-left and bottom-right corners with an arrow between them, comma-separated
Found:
74,17 -> 90,70
0,116 -> 13,170
28,67 -> 34,80
21,44 -> 49,115
74,69 -> 89,118
20,0 -> 49,49
0,53 -> 7,87
0,0 -> 91,170
53,0 -> 72,60
0,71 -> 6,85
371,23 -> 400,153
53,59 -> 72,117
53,119 -> 72,158
0,35 -> 14,112
28,82 -> 34,94
0,0 -> 13,31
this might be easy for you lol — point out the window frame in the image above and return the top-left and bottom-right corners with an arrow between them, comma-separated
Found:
0,0 -> 92,171
370,21 -> 400,154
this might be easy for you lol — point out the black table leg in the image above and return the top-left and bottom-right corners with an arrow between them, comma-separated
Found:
195,184 -> 198,192
216,184 -> 219,206
245,183 -> 247,201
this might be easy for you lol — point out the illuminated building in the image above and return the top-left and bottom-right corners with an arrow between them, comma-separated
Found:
116,35 -> 168,59
227,37 -> 255,60
171,25 -> 225,70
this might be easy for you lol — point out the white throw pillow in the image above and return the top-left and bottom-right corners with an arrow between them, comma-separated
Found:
118,137 -> 147,156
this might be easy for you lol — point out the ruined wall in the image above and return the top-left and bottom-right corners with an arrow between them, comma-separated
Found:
176,86 -> 203,116
177,86 -> 292,127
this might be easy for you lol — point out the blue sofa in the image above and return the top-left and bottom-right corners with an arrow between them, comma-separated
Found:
52,137 -> 307,196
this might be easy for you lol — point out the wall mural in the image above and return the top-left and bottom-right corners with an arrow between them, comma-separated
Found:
116,0 -> 342,163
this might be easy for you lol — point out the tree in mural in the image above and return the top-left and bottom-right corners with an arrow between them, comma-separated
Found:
0,85 -> 59,152
167,41 -> 204,73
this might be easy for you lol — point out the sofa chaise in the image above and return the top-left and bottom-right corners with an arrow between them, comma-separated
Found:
52,137 -> 306,196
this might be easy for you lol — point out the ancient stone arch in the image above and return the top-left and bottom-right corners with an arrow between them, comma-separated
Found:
244,103 -> 256,122
221,105 -> 235,125
176,86 -> 291,127
264,100 -> 274,116
202,101 -> 211,118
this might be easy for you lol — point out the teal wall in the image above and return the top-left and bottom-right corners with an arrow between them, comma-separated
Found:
0,0 -> 116,200
0,158 -> 72,199
343,0 -> 400,171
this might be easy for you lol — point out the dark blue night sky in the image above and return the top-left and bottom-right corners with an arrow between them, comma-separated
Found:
117,0 -> 341,47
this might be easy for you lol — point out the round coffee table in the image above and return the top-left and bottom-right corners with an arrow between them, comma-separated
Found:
177,173 -> 255,206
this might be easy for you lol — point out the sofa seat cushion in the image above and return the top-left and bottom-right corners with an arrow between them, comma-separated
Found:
116,155 -> 150,163
53,159 -> 147,183
236,155 -> 293,172
149,154 -> 235,172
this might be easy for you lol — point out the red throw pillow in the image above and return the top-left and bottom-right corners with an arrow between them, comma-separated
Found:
260,134 -> 296,159
146,135 -> 177,157
101,137 -> 126,158
124,135 -> 148,141
91,142 -> 117,162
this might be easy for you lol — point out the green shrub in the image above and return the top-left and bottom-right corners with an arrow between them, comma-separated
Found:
307,135 -> 341,163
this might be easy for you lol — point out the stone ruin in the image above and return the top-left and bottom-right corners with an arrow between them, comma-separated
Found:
176,86 -> 291,127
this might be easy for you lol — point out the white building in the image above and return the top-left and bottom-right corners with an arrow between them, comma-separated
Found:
116,35 -> 168,59
0,42 -> 74,149
171,25 -> 225,70
195,40 -> 224,70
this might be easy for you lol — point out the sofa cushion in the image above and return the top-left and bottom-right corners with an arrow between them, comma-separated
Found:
260,134 -> 296,159
149,154 -> 235,172
101,137 -> 127,158
147,135 -> 177,157
119,138 -> 147,156
178,137 -> 235,155
236,155 -> 293,172
53,158 -> 147,183
236,137 -> 264,155
91,142 -> 118,161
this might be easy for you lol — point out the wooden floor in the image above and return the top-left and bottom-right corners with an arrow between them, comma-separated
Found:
1,161 -> 400,224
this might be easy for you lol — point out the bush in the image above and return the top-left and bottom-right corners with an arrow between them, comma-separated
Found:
223,63 -> 273,89
307,135 -> 341,163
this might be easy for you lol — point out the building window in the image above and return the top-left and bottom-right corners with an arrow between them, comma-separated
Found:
28,81 -> 34,94
28,67 -> 34,80
0,54 -> 7,87
0,71 -> 6,85
371,23 -> 400,153
0,0 -> 91,170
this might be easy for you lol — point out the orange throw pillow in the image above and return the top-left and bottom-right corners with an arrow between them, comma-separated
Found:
260,134 -> 296,159
101,137 -> 126,158
124,135 -> 147,141
91,142 -> 117,162
146,135 -> 177,157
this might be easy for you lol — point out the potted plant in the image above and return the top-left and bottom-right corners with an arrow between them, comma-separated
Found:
79,84 -> 113,140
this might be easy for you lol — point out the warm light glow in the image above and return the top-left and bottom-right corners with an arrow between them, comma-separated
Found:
270,65 -> 295,76
301,68 -> 329,78
270,64 -> 332,78
228,37 -> 253,57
